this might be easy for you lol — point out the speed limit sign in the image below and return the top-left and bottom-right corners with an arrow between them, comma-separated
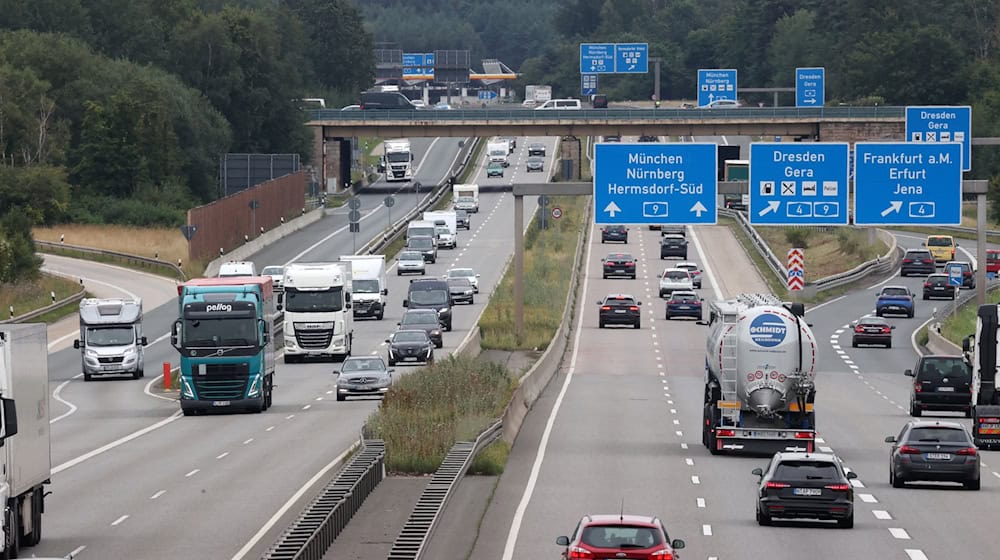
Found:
551,207 -> 562,219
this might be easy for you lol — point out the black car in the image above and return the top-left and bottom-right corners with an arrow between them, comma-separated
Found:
900,249 -> 936,276
922,273 -> 957,300
406,235 -> 437,263
851,316 -> 894,348
660,234 -> 688,259
446,277 -> 475,305
334,356 -> 392,401
404,278 -> 452,331
886,420 -> 980,490
601,252 -> 636,279
905,355 -> 972,417
591,94 -> 608,108
945,260 -> 976,288
665,290 -> 703,320
527,143 -> 546,157
753,452 -> 856,528
455,209 -> 471,230
602,135 -> 621,142
601,225 -> 628,243
638,135 -> 659,142
360,91 -> 419,110
598,294 -> 642,329
397,309 -> 444,348
385,329 -> 435,366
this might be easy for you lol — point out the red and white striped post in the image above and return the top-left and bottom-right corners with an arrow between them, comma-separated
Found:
787,248 -> 805,291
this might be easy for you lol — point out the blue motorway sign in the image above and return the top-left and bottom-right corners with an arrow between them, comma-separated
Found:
697,69 -> 737,107
906,106 -> 972,171
615,43 -> 648,73
580,43 -> 615,74
749,143 -> 849,225
478,90 -> 498,100
581,74 -> 598,96
948,263 -> 964,287
425,53 -> 435,67
795,67 -> 825,107
853,142 -> 963,226
594,143 -> 717,225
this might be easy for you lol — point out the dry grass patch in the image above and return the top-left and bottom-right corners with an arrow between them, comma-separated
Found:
755,226 -> 887,281
34,224 -> 187,263
0,274 -> 82,320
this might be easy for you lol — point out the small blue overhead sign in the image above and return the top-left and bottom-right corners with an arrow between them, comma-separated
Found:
749,143 -> 849,225
580,43 -> 615,73
853,142 -> 963,226
594,143 -> 717,225
402,53 -> 434,77
697,69 -> 737,107
581,74 -> 598,96
906,105 -> 972,171
615,43 -> 648,73
795,67 -> 825,107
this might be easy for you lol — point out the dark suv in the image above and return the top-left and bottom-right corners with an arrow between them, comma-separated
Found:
900,249 -> 936,276
753,452 -> 856,528
406,235 -> 437,263
601,225 -> 628,243
602,253 -> 636,279
922,273 -> 956,300
397,309 -> 444,348
455,209 -> 470,230
906,355 -> 972,417
360,91 -> 418,110
598,294 -> 642,329
403,279 -> 453,331
660,234 -> 688,259
886,421 -> 980,490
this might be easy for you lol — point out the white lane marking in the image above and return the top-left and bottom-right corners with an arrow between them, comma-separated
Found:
834,329 -> 845,334
53,411 -> 182,475
992,471 -> 1000,479
688,226 -> 723,301
673,419 -> 680,425
859,493 -> 878,503
302,404 -> 311,410
890,528 -> 911,540
912,315 -> 935,356
266,426 -> 275,431
685,458 -> 694,466
819,446 -> 833,453
850,479 -> 865,488
805,294 -> 846,314
285,415 -> 295,420
680,443 -> 688,449
696,497 -> 706,508
243,438 -> 253,445
111,515 -> 129,526
691,475 -> 701,485
675,430 -> 683,436
702,524 -> 712,536
873,510 -> 892,520
144,364 -> 179,403
500,218 -> 597,560
816,437 -> 825,443
905,551 -> 929,560
868,274 -> 900,290
217,452 -> 229,460
150,490 -> 166,500
50,375 -> 82,424
185,469 -> 200,477
670,409 -> 677,414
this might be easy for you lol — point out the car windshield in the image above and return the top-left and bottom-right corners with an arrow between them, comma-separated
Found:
448,278 -> 472,288
663,237 -> 684,245
436,227 -> 450,235
906,252 -> 931,259
402,312 -> 437,325
261,267 -> 283,276
604,297 -> 636,306
908,427 -> 969,443
664,271 -> 689,280
580,525 -> 663,548
773,461 -> 840,481
86,326 -> 135,346
858,318 -> 885,326
182,317 -> 257,348
678,265 -> 697,272
409,290 -> 448,306
408,238 -> 433,250
881,288 -> 909,296
341,358 -> 385,373
608,254 -> 633,261
927,237 -> 952,247
393,330 -> 428,343
353,279 -> 380,294
386,152 -> 409,163
919,357 -> 970,379
284,287 -> 344,312
928,275 -> 948,284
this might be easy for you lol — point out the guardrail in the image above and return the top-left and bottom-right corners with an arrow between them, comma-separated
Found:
36,240 -> 187,280
0,280 -> 86,324
386,420 -> 503,560
719,207 -> 787,281
260,437 -> 385,560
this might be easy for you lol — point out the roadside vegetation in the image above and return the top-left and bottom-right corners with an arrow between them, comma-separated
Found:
941,288 -> 1000,346
756,226 -> 888,280
479,194 -> 587,350
0,274 -> 82,322
366,355 -> 515,474
33,224 -> 200,279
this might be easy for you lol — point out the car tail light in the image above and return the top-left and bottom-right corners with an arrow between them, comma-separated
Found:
716,429 -> 735,437
899,445 -> 922,454
601,306 -> 611,311
765,481 -> 790,489
626,262 -> 635,267
649,549 -> 675,560
957,447 -> 978,456
924,259 -> 933,264
980,417 -> 1000,423
567,546 -> 593,559
794,432 -> 814,439
855,326 -> 864,333
902,259 -> 913,264
924,282 -> 931,287
825,483 -> 850,491
914,383 -> 922,393
964,271 -> 972,277
882,327 -> 891,334
629,306 -> 639,311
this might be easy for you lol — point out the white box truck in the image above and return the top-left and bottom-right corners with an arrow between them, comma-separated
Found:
280,262 -> 354,362
339,255 -> 388,320
453,183 -> 479,213
423,211 -> 457,236
0,324 -> 50,557
382,139 -> 414,182
487,139 -> 510,167
74,297 -> 148,381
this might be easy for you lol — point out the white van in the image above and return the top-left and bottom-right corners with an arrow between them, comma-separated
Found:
534,98 -> 582,110
218,261 -> 257,277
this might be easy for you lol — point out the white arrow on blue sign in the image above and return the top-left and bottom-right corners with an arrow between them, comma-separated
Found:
594,143 -> 717,225
853,142 -> 963,226
581,74 -> 598,96
948,263 -> 964,287
795,67 -> 825,107
749,143 -> 849,225
697,69 -> 737,107
614,43 -> 648,73
906,105 -> 972,171
580,43 -> 615,74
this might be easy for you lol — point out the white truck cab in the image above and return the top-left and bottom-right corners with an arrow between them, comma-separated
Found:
219,261 -> 257,277
280,263 -> 353,362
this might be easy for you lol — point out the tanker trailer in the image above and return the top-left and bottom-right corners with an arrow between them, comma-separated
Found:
702,293 -> 817,455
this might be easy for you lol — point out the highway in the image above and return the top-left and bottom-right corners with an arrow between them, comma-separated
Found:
30,135 -> 554,559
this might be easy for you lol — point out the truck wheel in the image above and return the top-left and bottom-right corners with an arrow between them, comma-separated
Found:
5,502 -> 20,559
133,368 -> 142,380
837,514 -> 854,529
84,372 -> 93,382
26,488 -> 41,546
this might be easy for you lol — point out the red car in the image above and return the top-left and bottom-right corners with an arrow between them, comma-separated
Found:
556,514 -> 685,559
988,249 -> 1000,276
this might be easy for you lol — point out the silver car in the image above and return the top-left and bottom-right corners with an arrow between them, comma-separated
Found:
335,356 -> 393,401
658,268 -> 694,298
261,265 -> 285,291
674,262 -> 703,289
446,267 -> 480,292
526,156 -> 544,172
435,226 -> 457,249
397,250 -> 426,276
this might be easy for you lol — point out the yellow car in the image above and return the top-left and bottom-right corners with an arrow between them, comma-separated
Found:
924,235 -> 957,264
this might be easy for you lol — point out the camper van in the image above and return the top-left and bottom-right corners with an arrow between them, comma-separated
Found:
74,298 -> 147,380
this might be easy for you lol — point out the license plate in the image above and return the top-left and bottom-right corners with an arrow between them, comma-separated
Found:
212,400 -> 231,407
926,453 -> 951,460
102,365 -> 120,371
793,488 -> 822,496
938,387 -> 955,392
678,306 -> 690,310
614,309 -> 626,313
404,356 -> 418,361
615,269 -> 625,273
748,430 -> 777,437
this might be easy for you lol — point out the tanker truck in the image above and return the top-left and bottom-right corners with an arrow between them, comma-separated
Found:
962,304 -> 1000,449
702,293 -> 817,455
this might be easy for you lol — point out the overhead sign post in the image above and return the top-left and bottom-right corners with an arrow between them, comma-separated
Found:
614,43 -> 648,73
853,142 -> 963,226
795,67 -> 825,107
593,143 -> 717,225
787,248 -> 805,291
749,143 -> 850,225
581,74 -> 598,96
580,43 -> 615,73
905,105 -> 972,171
697,69 -> 738,107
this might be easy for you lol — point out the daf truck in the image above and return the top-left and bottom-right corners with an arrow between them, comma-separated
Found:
0,324 -> 51,558
963,304 -> 1000,449
453,183 -> 479,213
702,293 -> 817,455
280,263 -> 353,362
339,255 -> 388,320
172,277 -> 276,415
382,139 -> 414,181
74,297 -> 148,381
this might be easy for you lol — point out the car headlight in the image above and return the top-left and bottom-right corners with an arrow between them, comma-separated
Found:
431,329 -> 440,336
86,349 -> 99,357
439,308 -> 449,313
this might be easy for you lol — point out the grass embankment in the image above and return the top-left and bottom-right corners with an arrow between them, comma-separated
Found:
33,224 -> 200,279
941,288 -> 1000,345
479,194 -> 587,350
0,274 -> 84,323
755,226 -> 887,279
366,355 -> 515,474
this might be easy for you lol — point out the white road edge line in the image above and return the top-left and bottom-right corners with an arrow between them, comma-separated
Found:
912,314 -> 935,356
49,375 -> 81,424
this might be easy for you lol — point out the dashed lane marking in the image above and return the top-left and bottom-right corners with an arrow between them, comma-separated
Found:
697,498 -> 706,508
873,510 -> 892,520
150,490 -> 166,500
217,452 -> 229,459
702,524 -> 713,536
889,528 -> 911,539
111,515 -> 129,526
859,493 -> 878,503
905,550 -> 929,560
185,469 -> 200,477
691,475 -> 701,485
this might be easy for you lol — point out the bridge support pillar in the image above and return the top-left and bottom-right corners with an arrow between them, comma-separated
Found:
559,136 -> 582,180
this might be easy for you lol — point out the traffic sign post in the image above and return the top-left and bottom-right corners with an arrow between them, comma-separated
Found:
905,106 -> 972,171
853,142 -> 963,226
795,67 -> 825,107
593,143 -> 717,225
697,69 -> 737,107
614,43 -> 648,73
580,43 -> 615,73
749,143 -> 849,225
551,207 -> 562,219
787,248 -> 805,291
948,263 -> 964,287
581,74 -> 598,96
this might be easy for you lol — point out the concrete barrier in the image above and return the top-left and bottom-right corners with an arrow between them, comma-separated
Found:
203,206 -> 325,277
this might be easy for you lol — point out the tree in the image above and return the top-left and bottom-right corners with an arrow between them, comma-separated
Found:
0,208 -> 41,282
768,10 -> 826,86
285,0 -> 375,95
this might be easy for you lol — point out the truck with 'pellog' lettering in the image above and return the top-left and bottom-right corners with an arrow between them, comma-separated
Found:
702,293 -> 817,455
172,277 -> 276,415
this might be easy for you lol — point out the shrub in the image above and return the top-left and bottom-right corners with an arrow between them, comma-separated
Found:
784,227 -> 812,249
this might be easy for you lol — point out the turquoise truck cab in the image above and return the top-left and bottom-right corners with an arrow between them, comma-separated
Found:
171,276 -> 276,415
